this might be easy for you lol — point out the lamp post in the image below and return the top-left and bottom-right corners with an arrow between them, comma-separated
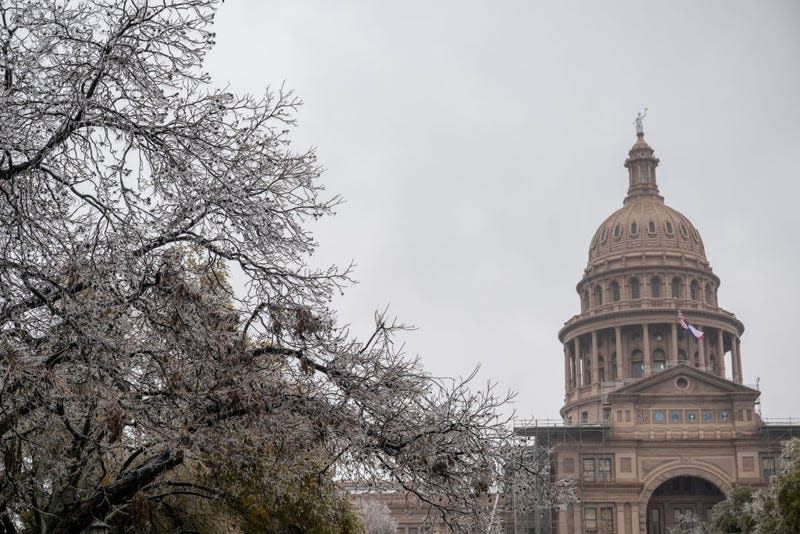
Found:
87,520 -> 110,534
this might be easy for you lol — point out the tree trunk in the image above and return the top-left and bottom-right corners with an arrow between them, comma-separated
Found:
48,449 -> 183,534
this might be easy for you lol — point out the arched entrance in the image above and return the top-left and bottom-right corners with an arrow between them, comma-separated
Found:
646,476 -> 725,534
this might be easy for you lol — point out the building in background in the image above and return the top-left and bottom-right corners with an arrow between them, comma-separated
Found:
517,121 -> 800,534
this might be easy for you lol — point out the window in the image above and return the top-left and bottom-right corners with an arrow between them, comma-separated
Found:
648,220 -> 656,234
631,350 -> 644,378
671,277 -> 682,298
665,221 -> 674,235
610,352 -> 618,380
583,458 -> 612,482
599,356 -> 605,382
705,284 -> 715,305
652,349 -> 666,371
584,506 -> 597,530
584,505 -> 614,534
595,285 -> 603,306
611,281 -> 621,301
630,278 -> 640,299
743,457 -> 755,472
651,277 -> 661,298
600,228 -> 608,243
613,224 -> 621,239
762,456 -> 777,480
680,223 -> 689,239
563,457 -> 575,473
620,457 -> 632,473
690,280 -> 699,300
581,411 -> 589,424
631,221 -> 638,235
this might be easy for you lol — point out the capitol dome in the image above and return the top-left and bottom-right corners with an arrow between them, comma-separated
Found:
586,133 -> 708,272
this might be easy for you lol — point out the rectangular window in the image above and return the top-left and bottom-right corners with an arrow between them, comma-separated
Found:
583,457 -> 613,482
583,458 -> 596,482
600,506 -> 614,532
762,456 -> 776,480
584,505 -> 614,533
620,457 -> 632,473
598,458 -> 612,481
564,457 -> 575,474
584,507 -> 598,531
743,456 -> 755,472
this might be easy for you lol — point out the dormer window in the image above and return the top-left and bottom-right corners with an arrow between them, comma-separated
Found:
665,221 -> 674,235
630,278 -> 640,299
630,221 -> 638,236
647,221 -> 656,235
613,224 -> 621,239
671,277 -> 682,298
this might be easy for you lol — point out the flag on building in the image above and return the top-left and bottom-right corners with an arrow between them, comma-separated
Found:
677,309 -> 704,339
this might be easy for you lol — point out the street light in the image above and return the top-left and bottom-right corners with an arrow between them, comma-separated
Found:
87,520 -> 110,534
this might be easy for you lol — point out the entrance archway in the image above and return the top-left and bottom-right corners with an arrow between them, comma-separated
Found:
645,476 -> 725,534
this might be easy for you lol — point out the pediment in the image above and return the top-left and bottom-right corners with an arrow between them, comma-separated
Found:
607,364 -> 759,401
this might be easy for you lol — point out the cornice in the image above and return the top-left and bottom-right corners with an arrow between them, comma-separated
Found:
558,306 -> 745,341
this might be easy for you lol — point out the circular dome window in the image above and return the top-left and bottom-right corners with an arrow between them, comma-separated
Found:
647,221 -> 656,235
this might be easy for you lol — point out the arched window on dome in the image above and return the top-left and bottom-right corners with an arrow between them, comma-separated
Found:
594,285 -> 603,307
631,350 -> 644,379
647,221 -> 657,235
705,283 -> 715,305
598,355 -> 605,382
690,280 -> 699,300
651,277 -> 661,298
630,278 -> 640,299
613,224 -> 621,239
652,349 -> 666,372
611,281 -> 621,302
630,221 -> 638,236
610,352 -> 618,380
671,277 -> 683,298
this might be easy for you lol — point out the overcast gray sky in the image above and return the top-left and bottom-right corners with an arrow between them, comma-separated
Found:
206,1 -> 800,420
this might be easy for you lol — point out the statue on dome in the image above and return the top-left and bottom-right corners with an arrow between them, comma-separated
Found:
634,108 -> 648,135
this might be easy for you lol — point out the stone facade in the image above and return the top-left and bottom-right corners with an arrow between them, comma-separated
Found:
517,129 -> 800,534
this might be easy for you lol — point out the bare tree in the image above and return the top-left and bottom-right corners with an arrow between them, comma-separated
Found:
0,1 -> 562,533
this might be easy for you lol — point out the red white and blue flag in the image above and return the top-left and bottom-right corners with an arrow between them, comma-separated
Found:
677,309 -> 704,339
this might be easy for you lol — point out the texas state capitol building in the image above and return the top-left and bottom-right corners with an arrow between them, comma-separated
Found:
516,122 -> 800,534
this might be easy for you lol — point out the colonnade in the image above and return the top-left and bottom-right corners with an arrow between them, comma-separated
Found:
564,322 -> 743,393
